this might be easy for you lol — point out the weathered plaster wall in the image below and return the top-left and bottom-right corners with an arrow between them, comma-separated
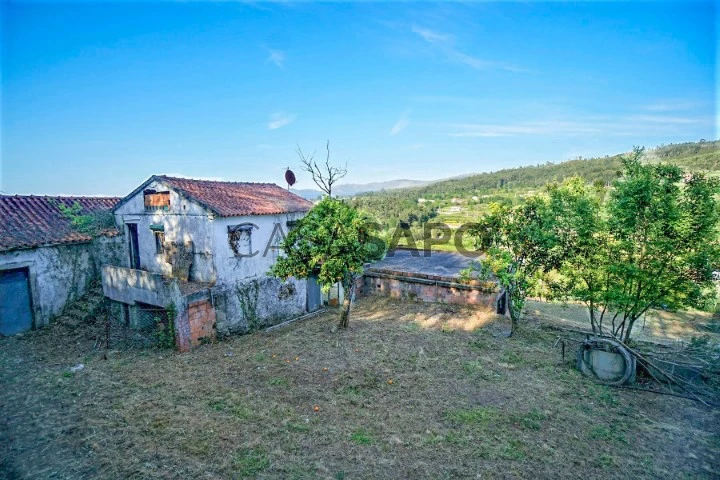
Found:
210,213 -> 309,334
113,179 -> 216,282
112,181 -> 310,342
212,212 -> 305,284
0,236 -> 125,328
93,236 -> 127,271
212,276 -> 307,335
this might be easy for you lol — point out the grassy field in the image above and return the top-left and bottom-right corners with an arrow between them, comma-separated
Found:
1,297 -> 718,479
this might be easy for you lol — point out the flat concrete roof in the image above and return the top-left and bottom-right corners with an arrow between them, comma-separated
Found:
367,248 -> 478,279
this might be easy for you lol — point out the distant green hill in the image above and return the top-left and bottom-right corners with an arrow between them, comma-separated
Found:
353,140 -> 720,229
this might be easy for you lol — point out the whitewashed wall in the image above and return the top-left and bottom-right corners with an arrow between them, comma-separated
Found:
112,179 -> 311,333
0,236 -> 124,328
212,211 -> 305,284
113,179 -> 216,282
211,211 -> 308,333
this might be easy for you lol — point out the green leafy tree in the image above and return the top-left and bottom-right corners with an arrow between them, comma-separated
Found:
548,147 -> 720,342
541,178 -> 611,334
468,198 -> 554,334
270,198 -> 385,329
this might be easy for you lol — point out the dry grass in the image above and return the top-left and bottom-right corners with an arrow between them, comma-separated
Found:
1,297 -> 719,479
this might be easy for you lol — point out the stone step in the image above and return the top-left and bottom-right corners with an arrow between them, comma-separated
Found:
53,284 -> 107,326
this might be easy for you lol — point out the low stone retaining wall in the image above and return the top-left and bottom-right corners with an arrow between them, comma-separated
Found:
359,268 -> 503,310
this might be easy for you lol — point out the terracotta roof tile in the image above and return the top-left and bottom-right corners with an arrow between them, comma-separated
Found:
0,195 -> 120,252
156,176 -> 314,217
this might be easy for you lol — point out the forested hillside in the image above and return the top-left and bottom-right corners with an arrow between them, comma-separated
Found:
352,140 -> 719,229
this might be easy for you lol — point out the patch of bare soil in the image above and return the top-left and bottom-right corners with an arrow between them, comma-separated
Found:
1,297 -> 718,479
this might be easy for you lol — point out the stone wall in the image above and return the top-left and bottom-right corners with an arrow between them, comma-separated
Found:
0,235 -> 125,329
211,276 -> 307,335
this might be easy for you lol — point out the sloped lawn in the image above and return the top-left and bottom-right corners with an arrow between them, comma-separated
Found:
1,297 -> 718,479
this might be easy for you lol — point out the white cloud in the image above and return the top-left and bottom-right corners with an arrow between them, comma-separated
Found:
267,49 -> 285,68
449,120 -> 607,137
642,101 -> 706,112
390,113 -> 410,136
629,114 -> 699,124
411,25 -> 450,45
411,24 -> 522,73
447,114 -> 711,138
267,112 -> 297,130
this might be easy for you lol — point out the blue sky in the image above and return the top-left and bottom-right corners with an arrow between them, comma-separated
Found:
1,1 -> 716,196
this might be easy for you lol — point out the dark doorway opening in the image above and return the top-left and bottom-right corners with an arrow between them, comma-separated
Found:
127,223 -> 141,269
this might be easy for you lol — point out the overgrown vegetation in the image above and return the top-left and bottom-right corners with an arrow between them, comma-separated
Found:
55,200 -> 115,236
467,199 -> 553,334
235,279 -> 261,332
536,148 -> 720,341
154,303 -> 177,349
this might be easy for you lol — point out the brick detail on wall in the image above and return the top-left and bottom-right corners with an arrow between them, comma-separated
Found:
187,299 -> 216,348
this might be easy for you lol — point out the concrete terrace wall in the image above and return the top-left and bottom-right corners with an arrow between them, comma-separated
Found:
360,270 -> 500,309
0,235 -> 125,328
102,265 -> 176,307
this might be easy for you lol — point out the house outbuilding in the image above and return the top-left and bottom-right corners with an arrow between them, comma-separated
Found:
0,195 -> 122,335
102,175 -> 319,351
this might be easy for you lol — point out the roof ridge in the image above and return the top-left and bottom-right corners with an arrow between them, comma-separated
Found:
157,175 -> 279,186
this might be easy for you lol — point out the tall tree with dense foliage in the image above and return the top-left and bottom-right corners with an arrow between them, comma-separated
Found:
468,198 -> 554,334
547,147 -> 720,342
270,198 -> 384,329
540,178 -> 610,334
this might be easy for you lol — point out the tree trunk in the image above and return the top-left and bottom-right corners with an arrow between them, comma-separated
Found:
588,300 -> 597,334
337,279 -> 355,329
622,317 -> 637,344
507,296 -> 518,336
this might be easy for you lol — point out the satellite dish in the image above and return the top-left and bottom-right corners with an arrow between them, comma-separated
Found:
285,168 -> 296,188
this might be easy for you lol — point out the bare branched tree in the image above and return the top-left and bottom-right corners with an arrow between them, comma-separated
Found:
296,140 -> 347,196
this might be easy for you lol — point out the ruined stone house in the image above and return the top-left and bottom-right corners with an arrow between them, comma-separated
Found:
102,175 -> 320,351
0,195 -> 123,335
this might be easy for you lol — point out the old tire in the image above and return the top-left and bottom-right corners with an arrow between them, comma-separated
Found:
577,338 -> 635,386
